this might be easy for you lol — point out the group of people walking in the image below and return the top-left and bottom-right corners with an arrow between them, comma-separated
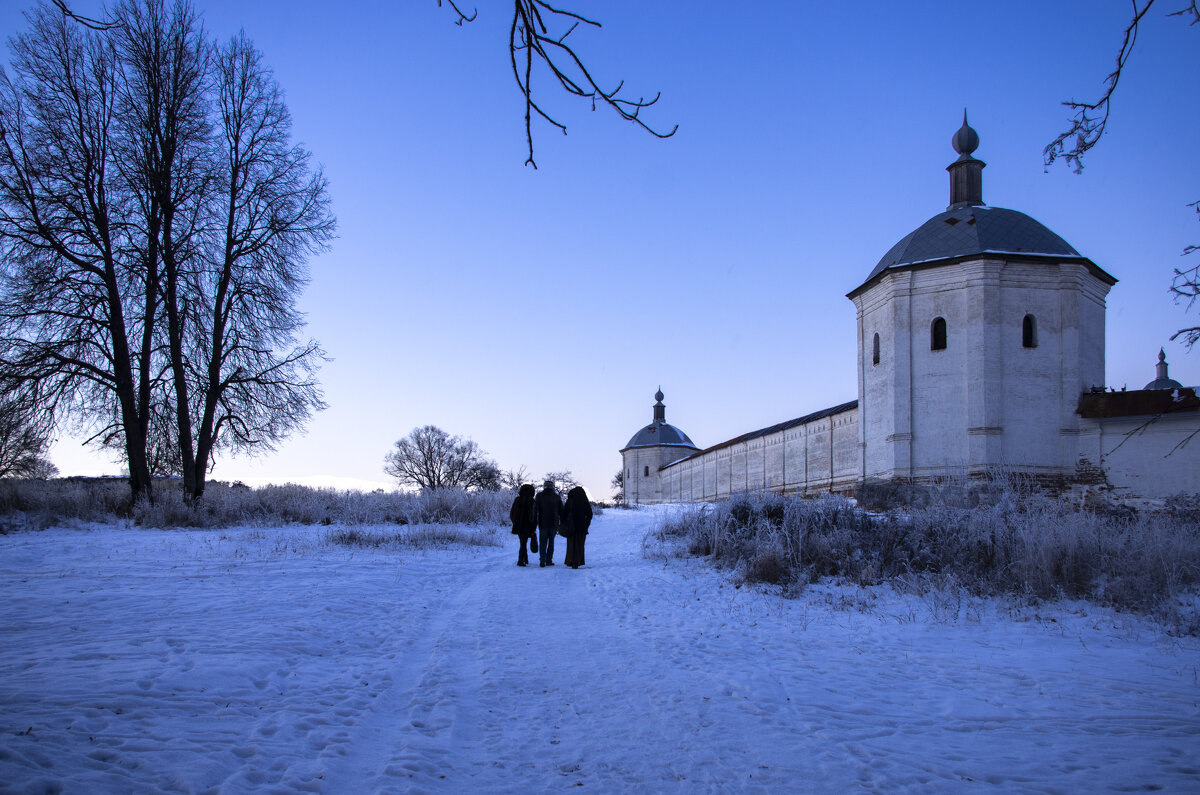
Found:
509,481 -> 593,568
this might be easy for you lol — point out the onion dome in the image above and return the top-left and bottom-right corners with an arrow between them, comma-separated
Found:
951,110 -> 979,158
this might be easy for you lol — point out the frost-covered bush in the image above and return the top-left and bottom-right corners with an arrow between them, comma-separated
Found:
327,523 -> 503,550
646,489 -> 1200,627
0,479 -> 510,531
0,478 -> 131,530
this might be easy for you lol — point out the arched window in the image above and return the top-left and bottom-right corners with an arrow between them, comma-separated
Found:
1022,314 -> 1037,348
872,333 -> 881,366
931,317 -> 947,351
644,466 -> 649,477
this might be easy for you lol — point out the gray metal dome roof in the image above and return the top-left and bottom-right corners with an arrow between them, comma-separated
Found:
866,205 -> 1081,283
624,421 -> 697,450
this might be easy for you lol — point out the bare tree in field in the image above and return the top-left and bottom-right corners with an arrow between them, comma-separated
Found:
113,0 -> 209,487
543,468 -> 577,495
440,0 -> 676,168
500,464 -> 531,490
0,0 -> 332,502
465,458 -> 502,491
1045,0 -> 1200,348
0,389 -> 57,479
0,6 -> 160,500
384,425 -> 500,491
164,31 -> 332,499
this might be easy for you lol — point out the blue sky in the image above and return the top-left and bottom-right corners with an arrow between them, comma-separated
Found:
5,1 -> 1198,497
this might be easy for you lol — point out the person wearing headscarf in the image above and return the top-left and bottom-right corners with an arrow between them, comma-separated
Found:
534,480 -> 563,567
509,483 -> 537,566
560,485 -> 593,569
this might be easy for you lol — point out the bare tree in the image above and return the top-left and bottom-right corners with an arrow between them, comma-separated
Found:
542,468 -> 577,494
465,458 -> 502,491
1045,0 -> 1199,348
611,468 -> 623,502
500,464 -> 531,490
162,30 -> 332,499
0,0 -> 332,501
0,6 -> 160,500
113,0 -> 209,488
440,0 -> 676,168
384,425 -> 500,491
0,389 -> 57,479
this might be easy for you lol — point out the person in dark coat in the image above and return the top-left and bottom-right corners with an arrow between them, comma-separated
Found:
560,485 -> 593,569
509,483 -> 537,566
534,480 -> 563,567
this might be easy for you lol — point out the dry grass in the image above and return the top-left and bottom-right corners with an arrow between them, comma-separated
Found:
646,488 -> 1200,632
0,478 -> 511,532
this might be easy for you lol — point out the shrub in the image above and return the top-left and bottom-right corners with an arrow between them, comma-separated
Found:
326,523 -> 502,550
645,488 -> 1200,630
0,479 -> 510,531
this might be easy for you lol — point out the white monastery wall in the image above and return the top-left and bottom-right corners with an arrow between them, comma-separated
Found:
656,405 -> 859,503
1078,413 -> 1200,501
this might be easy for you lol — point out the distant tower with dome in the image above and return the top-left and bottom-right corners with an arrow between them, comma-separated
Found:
619,389 -> 699,504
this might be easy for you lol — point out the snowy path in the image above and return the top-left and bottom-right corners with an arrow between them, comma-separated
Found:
1,508 -> 1199,792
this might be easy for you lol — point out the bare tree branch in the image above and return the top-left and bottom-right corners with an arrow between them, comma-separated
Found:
1169,201 -> 1200,348
1165,423 -> 1200,456
436,0 -> 477,25
1045,1 -> 1200,350
443,0 -> 676,168
1043,0 -> 1157,173
51,0 -> 120,31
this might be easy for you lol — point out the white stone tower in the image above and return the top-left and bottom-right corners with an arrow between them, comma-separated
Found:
846,114 -> 1117,483
620,388 -> 700,504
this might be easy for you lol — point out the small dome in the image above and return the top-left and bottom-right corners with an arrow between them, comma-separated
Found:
624,422 -> 697,450
623,387 -> 699,452
1144,349 -> 1184,390
864,205 -> 1081,284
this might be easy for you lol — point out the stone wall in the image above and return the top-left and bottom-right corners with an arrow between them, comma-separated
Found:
658,403 -> 860,503
1075,389 -> 1200,502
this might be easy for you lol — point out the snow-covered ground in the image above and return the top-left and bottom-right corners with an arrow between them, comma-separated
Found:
1,506 -> 1198,793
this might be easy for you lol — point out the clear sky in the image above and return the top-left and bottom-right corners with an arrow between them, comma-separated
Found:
5,1 -> 1198,498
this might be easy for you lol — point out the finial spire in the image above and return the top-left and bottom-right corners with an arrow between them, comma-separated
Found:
947,109 -> 985,208
1157,349 -> 1169,380
653,387 -> 665,423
